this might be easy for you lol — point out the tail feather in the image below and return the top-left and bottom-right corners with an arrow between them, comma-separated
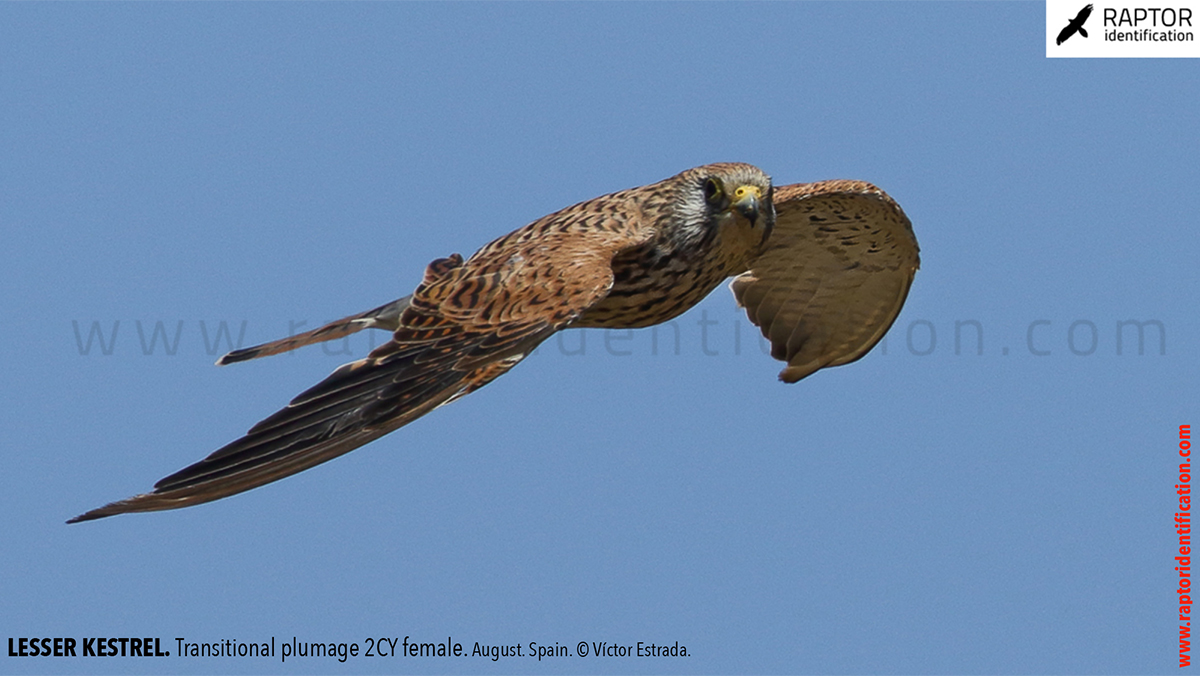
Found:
216,296 -> 411,365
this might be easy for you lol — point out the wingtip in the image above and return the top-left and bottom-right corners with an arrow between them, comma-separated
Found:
66,509 -> 109,524
778,369 -> 802,384
778,363 -> 819,384
67,493 -> 156,524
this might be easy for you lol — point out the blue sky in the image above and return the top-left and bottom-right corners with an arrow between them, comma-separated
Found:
2,2 -> 1195,674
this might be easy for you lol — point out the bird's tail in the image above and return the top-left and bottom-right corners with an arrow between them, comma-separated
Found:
216,296 -> 412,365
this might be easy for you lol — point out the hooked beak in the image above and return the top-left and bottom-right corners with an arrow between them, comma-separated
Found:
732,185 -> 762,226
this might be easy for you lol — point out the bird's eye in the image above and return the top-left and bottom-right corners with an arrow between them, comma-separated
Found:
703,178 -> 724,205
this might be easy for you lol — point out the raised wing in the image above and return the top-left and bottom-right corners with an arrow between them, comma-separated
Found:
730,180 -> 919,383
69,225 -> 644,522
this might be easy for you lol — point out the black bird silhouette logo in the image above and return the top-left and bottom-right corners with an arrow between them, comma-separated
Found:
1057,4 -> 1094,44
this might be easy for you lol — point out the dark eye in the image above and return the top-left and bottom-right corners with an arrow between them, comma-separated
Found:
703,178 -> 724,205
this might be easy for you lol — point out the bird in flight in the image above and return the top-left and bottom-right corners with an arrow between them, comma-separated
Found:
1057,4 -> 1093,45
69,163 -> 919,523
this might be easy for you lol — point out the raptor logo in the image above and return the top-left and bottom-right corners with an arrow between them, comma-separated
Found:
1057,3 -> 1095,44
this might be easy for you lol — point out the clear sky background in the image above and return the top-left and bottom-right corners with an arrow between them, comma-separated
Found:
2,2 -> 1195,674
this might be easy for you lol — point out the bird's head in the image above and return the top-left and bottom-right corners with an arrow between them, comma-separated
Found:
667,163 -> 775,258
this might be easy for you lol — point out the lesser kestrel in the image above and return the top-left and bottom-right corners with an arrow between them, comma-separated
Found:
69,163 -> 919,522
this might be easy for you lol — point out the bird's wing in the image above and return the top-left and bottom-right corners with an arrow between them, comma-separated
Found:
1077,4 -> 1093,22
70,228 -> 644,523
1056,24 -> 1077,44
730,180 -> 919,383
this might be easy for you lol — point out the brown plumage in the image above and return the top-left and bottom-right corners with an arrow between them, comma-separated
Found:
69,163 -> 918,523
